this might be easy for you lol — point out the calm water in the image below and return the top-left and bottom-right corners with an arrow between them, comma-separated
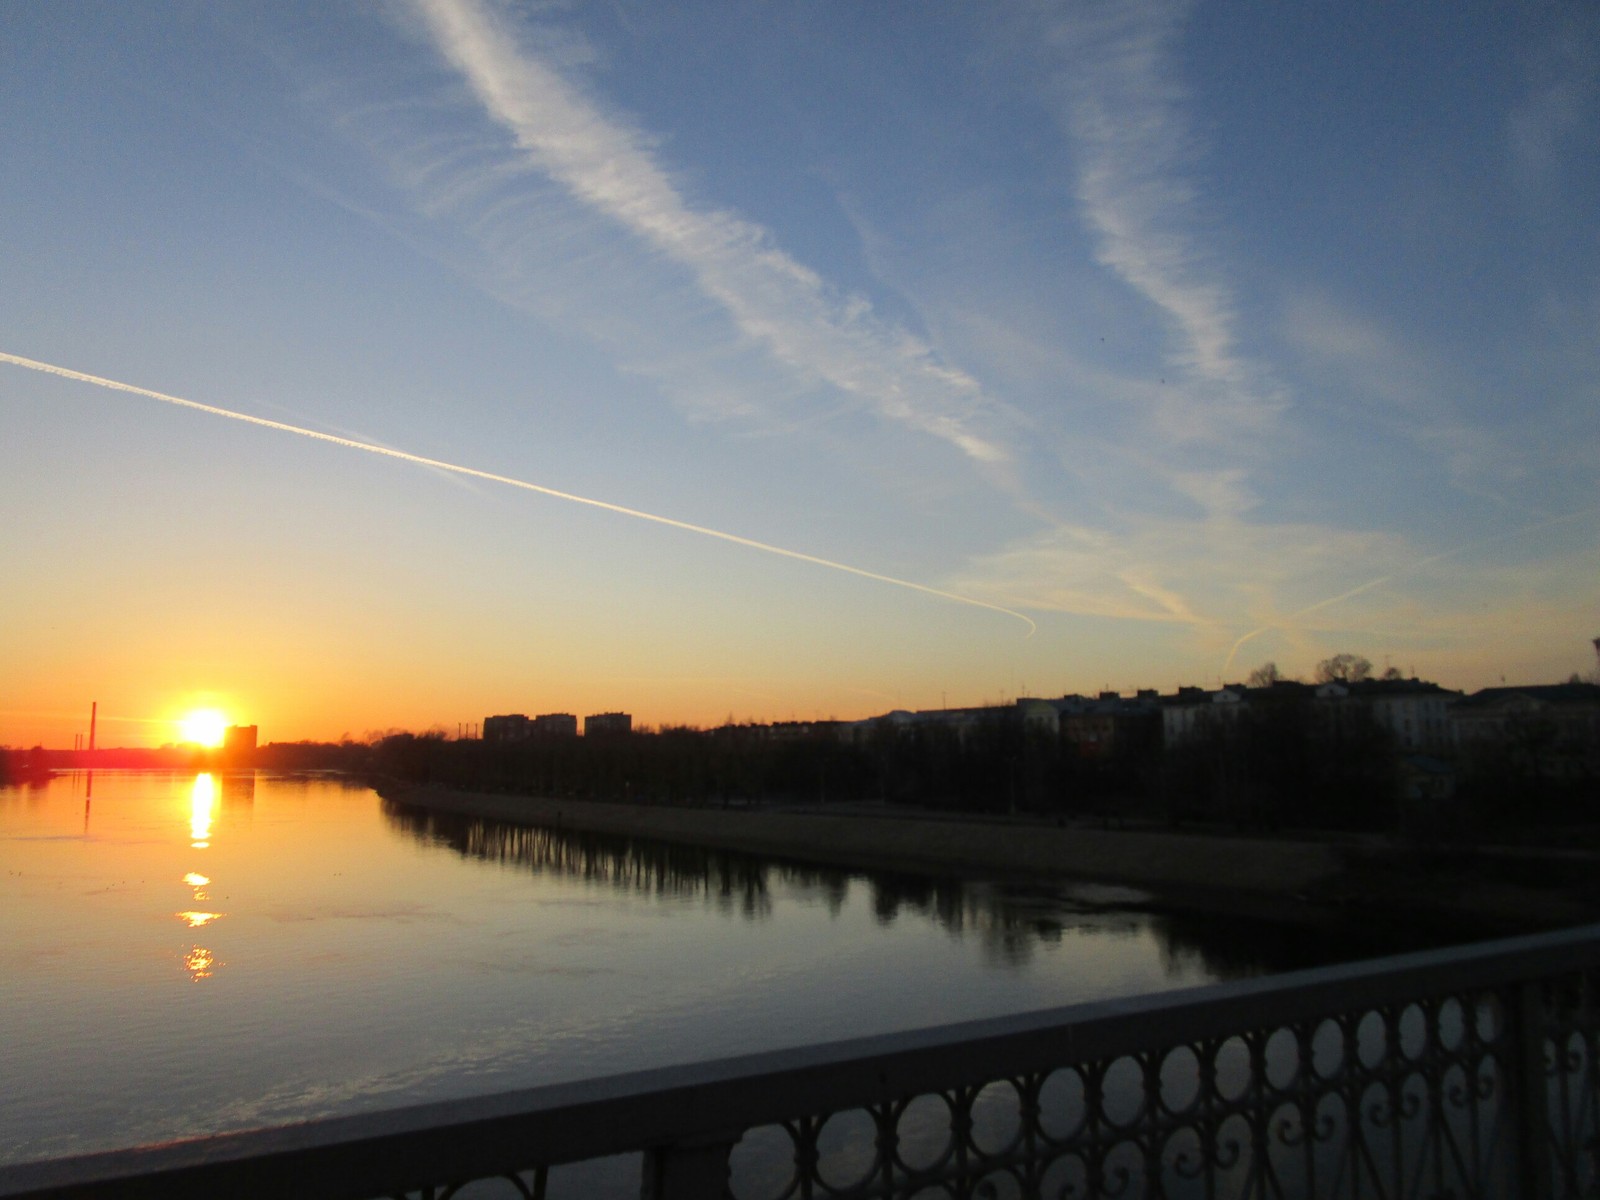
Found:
0,770 -> 1449,1169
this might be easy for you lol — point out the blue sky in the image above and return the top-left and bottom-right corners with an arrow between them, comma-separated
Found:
2,1 -> 1597,744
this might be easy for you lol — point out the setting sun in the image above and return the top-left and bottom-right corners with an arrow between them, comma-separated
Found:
178,709 -> 228,748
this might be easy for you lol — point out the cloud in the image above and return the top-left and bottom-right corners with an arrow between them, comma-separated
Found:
1278,292 -> 1537,510
945,515 -> 1405,635
1031,0 -> 1282,439
404,0 -> 1018,472
1166,468 -> 1257,522
1506,20 -> 1598,199
948,501 -> 1600,686
1218,506 -> 1600,673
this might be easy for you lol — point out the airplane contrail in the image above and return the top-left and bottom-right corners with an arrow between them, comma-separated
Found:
1220,578 -> 1391,677
2,351 -> 1037,635
1219,506 -> 1598,676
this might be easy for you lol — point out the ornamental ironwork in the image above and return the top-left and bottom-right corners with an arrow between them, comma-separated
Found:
729,976 -> 1598,1199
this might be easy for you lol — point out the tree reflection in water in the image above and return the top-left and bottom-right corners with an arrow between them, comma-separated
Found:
382,800 -> 1464,980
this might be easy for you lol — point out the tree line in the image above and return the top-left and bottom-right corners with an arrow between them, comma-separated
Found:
358,702 -> 1402,833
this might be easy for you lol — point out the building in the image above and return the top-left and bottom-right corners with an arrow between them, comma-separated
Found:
766,720 -> 842,742
1047,692 -> 1161,759
1347,678 -> 1458,751
222,724 -> 257,755
1016,699 -> 1061,737
1450,683 -> 1600,777
1161,686 -> 1247,748
1162,677 -> 1459,754
1398,754 -> 1456,802
532,713 -> 578,737
486,712 -> 581,741
584,712 -> 632,737
483,714 -> 532,743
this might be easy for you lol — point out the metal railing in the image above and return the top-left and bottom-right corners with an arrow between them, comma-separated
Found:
3,925 -> 1596,1200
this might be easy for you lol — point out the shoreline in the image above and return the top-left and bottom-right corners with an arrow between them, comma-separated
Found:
378,783 -> 1600,934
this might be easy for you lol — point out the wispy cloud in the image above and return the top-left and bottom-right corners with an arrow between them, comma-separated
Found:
946,516 -> 1404,637
1219,505 -> 1600,675
950,502 -> 1599,685
404,0 -> 1018,472
1278,292 -> 1539,513
1506,18 -> 1597,200
1032,0 -> 1281,439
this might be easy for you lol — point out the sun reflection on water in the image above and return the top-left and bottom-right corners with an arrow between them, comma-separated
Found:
178,798 -> 223,973
189,773 -> 214,848
183,946 -> 217,981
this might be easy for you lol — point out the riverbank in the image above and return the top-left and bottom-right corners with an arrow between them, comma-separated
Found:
377,783 -> 1600,932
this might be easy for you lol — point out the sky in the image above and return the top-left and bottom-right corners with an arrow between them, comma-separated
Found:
2,2 -> 1597,747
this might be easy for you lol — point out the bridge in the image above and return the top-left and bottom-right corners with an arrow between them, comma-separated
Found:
2,924 -> 1595,1199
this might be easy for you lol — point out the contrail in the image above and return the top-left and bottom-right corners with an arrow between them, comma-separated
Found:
1220,578 -> 1391,677
2,351 -> 1037,635
1219,506 -> 1598,676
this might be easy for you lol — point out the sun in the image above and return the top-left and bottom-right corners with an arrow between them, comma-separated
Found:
179,709 -> 229,748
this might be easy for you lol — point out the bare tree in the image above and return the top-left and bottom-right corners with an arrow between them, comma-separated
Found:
1246,662 -> 1283,688
1315,653 -> 1373,684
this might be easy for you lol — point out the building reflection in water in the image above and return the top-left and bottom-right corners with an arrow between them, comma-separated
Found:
381,800 -> 1457,978
220,771 -> 256,806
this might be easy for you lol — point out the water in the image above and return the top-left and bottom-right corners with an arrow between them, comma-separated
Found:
0,770 -> 1451,1169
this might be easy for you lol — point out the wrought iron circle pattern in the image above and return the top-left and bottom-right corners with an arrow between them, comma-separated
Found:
725,973 -> 1597,1200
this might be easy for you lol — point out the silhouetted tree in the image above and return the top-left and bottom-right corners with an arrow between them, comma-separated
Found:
1315,653 -> 1373,684
1246,662 -> 1283,687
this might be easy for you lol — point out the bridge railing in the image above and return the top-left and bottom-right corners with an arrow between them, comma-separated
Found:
2,924 -> 1596,1200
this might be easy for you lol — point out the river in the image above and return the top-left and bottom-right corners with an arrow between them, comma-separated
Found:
0,769 -> 1462,1176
